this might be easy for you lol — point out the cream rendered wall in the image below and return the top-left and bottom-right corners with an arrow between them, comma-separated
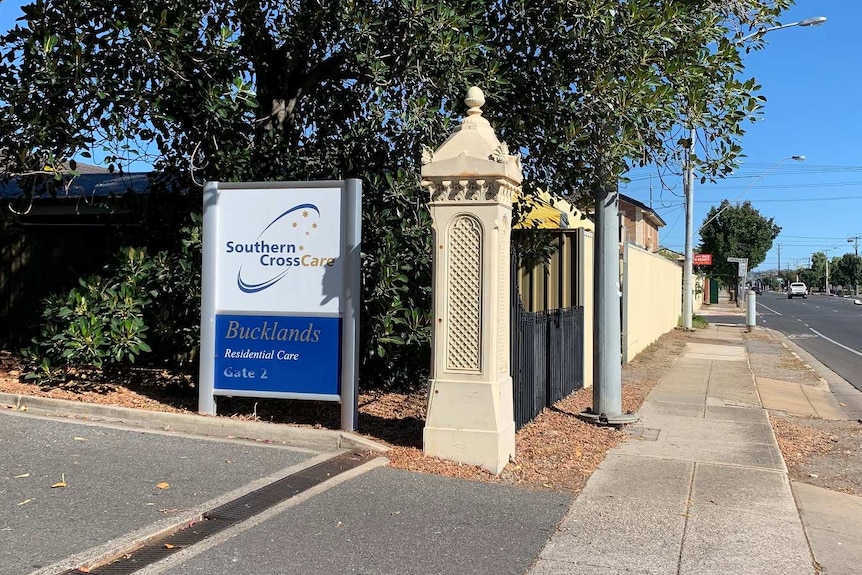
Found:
623,242 -> 682,362
693,275 -> 704,312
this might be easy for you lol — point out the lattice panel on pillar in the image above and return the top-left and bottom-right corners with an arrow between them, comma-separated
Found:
446,215 -> 482,371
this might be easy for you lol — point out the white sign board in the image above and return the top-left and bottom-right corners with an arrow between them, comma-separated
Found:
198,180 -> 362,430
728,257 -> 748,278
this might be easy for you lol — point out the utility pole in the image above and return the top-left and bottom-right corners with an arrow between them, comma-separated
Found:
682,126 -> 695,330
682,16 -> 825,309
849,236 -> 861,296
778,244 -> 781,274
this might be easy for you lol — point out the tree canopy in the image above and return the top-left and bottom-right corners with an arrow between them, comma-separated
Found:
821,253 -> 861,292
699,199 -> 780,289
1,0 -> 791,192
0,0 -> 795,386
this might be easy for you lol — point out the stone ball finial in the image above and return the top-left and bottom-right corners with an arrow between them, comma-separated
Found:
463,86 -> 489,127
465,86 -> 485,111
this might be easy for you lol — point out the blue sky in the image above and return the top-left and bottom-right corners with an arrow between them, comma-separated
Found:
622,0 -> 860,272
2,1 -> 859,272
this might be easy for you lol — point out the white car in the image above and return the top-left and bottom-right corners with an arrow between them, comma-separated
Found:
788,282 -> 808,299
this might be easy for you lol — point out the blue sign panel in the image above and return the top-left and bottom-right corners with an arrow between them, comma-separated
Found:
214,314 -> 341,396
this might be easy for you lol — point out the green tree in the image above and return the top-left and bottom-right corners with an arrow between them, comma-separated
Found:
1,0 -> 793,386
810,251 -> 827,292
797,266 -> 817,291
830,253 -> 862,292
757,272 -> 779,290
699,200 -> 780,300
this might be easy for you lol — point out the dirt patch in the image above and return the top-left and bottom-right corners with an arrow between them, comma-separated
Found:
743,330 -> 822,385
748,329 -> 862,497
772,415 -> 862,497
2,328 -> 687,493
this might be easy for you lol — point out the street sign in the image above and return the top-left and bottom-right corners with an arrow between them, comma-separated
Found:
693,253 -> 712,266
727,256 -> 748,279
198,180 -> 362,430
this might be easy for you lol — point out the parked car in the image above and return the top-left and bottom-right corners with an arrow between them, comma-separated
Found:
788,282 -> 808,299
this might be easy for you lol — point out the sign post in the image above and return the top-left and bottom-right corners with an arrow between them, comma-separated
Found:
727,257 -> 749,308
199,180 -> 361,431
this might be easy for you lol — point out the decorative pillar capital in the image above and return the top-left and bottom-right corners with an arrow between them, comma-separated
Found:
421,87 -> 522,207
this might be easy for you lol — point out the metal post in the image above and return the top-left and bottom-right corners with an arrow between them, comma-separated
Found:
340,178 -> 362,432
850,236 -> 860,297
746,290 -> 756,333
579,180 -> 637,426
683,126 -> 695,330
198,181 -> 219,415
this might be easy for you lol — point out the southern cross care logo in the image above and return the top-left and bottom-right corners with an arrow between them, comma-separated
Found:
224,203 -> 336,293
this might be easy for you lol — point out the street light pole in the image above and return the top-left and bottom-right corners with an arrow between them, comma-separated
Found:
849,236 -> 861,296
681,15 -> 825,330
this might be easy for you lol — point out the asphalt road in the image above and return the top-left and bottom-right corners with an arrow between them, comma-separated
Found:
1,411 -> 571,575
754,292 -> 862,392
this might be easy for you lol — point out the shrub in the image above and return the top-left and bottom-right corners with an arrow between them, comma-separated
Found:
23,215 -> 202,384
23,248 -> 155,382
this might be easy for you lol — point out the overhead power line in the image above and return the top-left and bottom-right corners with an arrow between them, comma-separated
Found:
625,163 -> 862,183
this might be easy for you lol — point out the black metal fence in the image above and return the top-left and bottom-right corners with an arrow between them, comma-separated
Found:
510,249 -> 585,430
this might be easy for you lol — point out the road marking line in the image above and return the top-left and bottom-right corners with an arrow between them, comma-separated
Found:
758,304 -> 782,316
809,328 -> 862,358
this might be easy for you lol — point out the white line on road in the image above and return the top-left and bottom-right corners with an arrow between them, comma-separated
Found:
809,328 -> 862,358
758,304 -> 782,316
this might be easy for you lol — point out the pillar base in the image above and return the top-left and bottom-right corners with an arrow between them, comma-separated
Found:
424,424 -> 515,474
578,408 -> 639,427
423,377 -> 516,474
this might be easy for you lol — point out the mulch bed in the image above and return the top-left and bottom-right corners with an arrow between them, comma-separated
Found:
1,328 -> 688,493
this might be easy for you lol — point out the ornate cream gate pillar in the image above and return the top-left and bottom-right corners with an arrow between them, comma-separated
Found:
420,87 -> 521,474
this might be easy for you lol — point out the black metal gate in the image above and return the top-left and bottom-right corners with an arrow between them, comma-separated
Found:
510,251 -> 584,430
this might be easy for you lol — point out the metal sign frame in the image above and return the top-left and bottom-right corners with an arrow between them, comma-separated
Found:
198,180 -> 361,430
727,256 -> 749,278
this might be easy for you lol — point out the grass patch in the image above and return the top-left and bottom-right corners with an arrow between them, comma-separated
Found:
678,314 -> 710,329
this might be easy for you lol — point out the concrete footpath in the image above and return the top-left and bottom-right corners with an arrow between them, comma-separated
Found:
530,302 -> 862,575
531,324 -> 815,574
